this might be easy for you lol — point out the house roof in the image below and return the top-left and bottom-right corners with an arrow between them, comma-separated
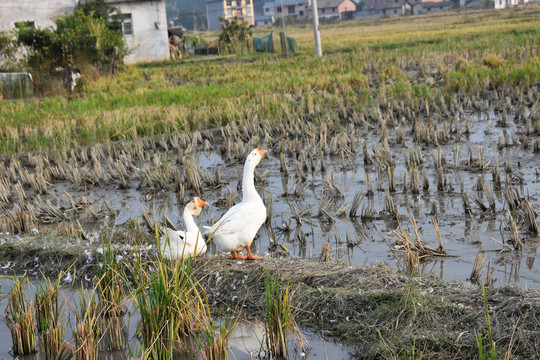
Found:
317,0 -> 344,6
255,15 -> 274,20
420,1 -> 454,7
318,0 -> 351,7
273,0 -> 311,5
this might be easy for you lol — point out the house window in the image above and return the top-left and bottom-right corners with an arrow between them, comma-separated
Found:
246,0 -> 251,4
375,0 -> 379,4
288,5 -> 295,13
15,21 -> 35,29
322,8 -> 325,12
226,0 -> 232,6
394,9 -> 398,13
277,6 -> 282,12
332,7 -> 336,11
395,0 -> 399,3
237,9 -> 243,15
121,14 -> 133,35
299,10 -> 304,16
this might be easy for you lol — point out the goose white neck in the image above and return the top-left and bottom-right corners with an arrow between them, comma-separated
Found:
242,158 -> 262,202
183,207 -> 198,233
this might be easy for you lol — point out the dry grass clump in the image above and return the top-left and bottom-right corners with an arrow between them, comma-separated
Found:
391,217 -> 447,268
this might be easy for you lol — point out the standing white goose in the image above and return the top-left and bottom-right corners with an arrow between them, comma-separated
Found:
161,196 -> 209,259
205,148 -> 267,260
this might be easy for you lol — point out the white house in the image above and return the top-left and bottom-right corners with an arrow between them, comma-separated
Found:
0,0 -> 169,64
106,0 -> 169,64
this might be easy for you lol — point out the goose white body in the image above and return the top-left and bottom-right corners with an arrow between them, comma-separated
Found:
205,149 -> 267,259
161,197 -> 208,259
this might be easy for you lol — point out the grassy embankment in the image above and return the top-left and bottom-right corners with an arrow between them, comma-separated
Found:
0,8 -> 539,155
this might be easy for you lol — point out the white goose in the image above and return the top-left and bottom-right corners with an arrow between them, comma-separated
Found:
205,148 -> 267,260
161,196 -> 209,259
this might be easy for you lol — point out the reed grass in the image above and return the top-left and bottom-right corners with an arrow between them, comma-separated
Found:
72,286 -> 100,360
128,225 -> 206,358
264,270 -> 305,359
5,276 -> 37,355
35,272 -> 71,360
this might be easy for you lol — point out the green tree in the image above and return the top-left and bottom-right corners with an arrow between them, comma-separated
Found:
15,10 -> 127,69
77,0 -> 123,32
219,16 -> 253,54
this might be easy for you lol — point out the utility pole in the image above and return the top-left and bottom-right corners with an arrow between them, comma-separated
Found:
311,0 -> 322,57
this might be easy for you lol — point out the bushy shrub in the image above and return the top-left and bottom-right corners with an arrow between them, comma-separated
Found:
15,9 -> 127,70
0,31 -> 19,71
219,16 -> 253,54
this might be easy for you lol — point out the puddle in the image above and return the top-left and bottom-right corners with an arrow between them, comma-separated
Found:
0,277 -> 351,359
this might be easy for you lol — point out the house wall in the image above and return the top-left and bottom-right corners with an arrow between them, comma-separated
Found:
112,0 -> 169,64
263,2 -> 275,15
338,0 -> 357,14
494,0 -> 518,8
275,1 -> 311,18
206,1 -> 225,30
0,0 -> 77,32
317,0 -> 356,18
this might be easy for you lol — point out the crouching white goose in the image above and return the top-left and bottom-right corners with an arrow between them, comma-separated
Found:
205,148 -> 267,260
161,197 -> 209,259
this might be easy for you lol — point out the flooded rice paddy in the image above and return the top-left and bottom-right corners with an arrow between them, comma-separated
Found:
0,88 -> 539,291
0,277 -> 351,359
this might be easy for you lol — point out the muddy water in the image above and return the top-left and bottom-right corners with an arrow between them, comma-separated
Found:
0,277 -> 351,359
1,108 -> 539,290
57,113 -> 538,289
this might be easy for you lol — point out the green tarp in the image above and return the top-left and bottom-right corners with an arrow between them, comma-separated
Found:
253,32 -> 274,53
279,32 -> 297,54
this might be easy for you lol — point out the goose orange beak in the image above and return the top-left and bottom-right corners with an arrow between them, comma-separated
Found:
256,149 -> 267,157
196,197 -> 209,207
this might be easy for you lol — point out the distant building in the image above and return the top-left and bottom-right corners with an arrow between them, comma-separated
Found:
364,0 -> 408,16
254,15 -> 275,26
0,0 -> 169,64
205,0 -> 255,31
312,0 -> 357,19
274,0 -> 312,19
265,0 -> 355,20
263,1 -> 275,15
461,0 -> 484,8
494,0 -> 517,7
494,0 -> 535,8
409,0 -> 455,13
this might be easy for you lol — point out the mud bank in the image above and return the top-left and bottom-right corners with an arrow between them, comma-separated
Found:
196,257 -> 540,359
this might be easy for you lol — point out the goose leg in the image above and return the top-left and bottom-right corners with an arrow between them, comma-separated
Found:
231,251 -> 247,260
245,245 -> 263,260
